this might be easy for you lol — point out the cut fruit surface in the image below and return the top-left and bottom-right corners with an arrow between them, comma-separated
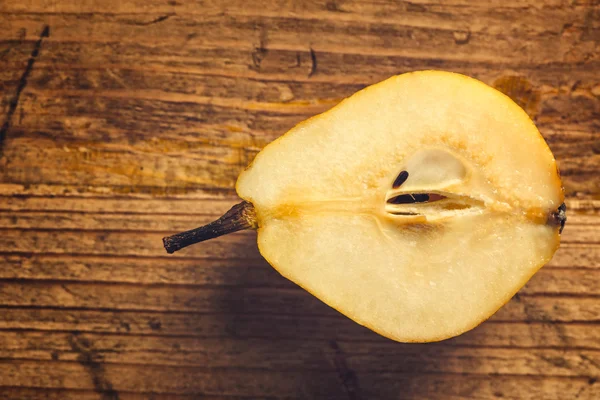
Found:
235,71 -> 564,342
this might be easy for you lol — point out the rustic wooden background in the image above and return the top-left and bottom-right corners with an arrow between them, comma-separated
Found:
0,0 -> 599,399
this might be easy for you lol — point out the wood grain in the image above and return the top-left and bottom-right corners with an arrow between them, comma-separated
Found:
0,0 -> 599,398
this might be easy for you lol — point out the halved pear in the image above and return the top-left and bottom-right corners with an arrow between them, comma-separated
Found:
164,71 -> 565,342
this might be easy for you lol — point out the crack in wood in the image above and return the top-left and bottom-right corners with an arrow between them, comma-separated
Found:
61,284 -> 79,299
308,47 -> 318,77
69,332 -> 120,400
0,25 -> 49,157
133,14 -> 175,26
329,340 -> 362,400
325,1 -> 350,13
251,28 -> 269,71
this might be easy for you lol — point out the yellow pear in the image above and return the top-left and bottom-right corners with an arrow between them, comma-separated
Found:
164,71 -> 565,342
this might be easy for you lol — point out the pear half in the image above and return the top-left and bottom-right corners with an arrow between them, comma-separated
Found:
164,71 -> 565,342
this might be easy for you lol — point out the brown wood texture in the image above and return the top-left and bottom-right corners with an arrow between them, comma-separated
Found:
0,0 -> 599,398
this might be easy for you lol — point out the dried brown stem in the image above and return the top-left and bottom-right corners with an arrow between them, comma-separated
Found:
162,201 -> 257,254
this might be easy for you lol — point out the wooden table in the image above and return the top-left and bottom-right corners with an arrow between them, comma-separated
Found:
1,1 -> 599,399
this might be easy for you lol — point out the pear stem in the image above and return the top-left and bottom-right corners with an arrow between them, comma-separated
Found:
162,201 -> 257,254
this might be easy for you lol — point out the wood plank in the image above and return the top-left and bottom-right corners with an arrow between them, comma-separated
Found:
0,359 -> 597,399
0,330 -> 599,377
0,92 -> 296,192
0,387 -> 227,400
524,268 -> 600,295
0,254 -> 279,286
0,195 -> 238,214
0,388 -> 106,400
16,69 -> 358,109
0,4 -> 597,66
0,307 -> 598,348
10,88 -> 296,137
0,0 -> 591,17
549,243 -> 600,269
0,281 -> 327,314
0,134 -> 248,193
0,182 -> 235,199
0,211 -> 222,231
0,359 -> 345,397
2,41 -> 600,89
359,373 -> 600,400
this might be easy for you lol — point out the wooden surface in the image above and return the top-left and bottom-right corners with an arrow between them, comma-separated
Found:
0,0 -> 599,399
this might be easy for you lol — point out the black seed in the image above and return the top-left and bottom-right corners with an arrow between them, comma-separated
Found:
388,193 -> 430,204
413,194 -> 430,202
392,170 -> 409,189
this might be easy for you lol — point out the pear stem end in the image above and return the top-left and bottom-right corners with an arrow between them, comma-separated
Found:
162,201 -> 257,254
552,202 -> 567,234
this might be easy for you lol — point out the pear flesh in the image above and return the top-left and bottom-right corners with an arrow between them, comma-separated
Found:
167,71 -> 565,342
